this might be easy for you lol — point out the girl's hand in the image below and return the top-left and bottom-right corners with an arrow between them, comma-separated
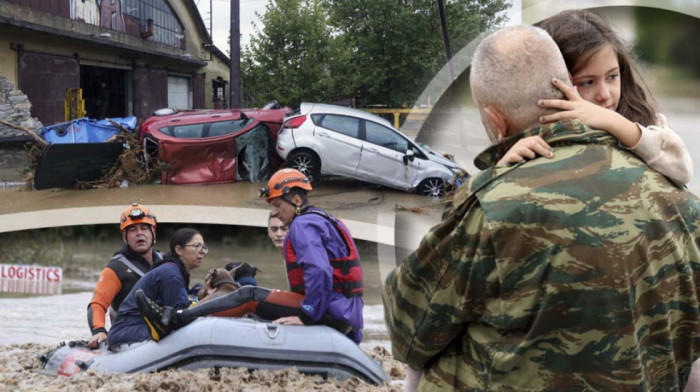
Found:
538,78 -> 614,130
498,136 -> 553,166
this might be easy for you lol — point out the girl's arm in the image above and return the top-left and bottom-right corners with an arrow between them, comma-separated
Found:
627,114 -> 693,185
497,136 -> 553,166
539,78 -> 693,185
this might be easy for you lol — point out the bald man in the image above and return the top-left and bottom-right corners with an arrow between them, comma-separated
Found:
383,25 -> 700,391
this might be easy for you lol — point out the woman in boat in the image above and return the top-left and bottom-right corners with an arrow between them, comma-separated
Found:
107,227 -> 205,347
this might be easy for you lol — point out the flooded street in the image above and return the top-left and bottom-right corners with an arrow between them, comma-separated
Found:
0,235 -> 405,391
0,236 -> 390,347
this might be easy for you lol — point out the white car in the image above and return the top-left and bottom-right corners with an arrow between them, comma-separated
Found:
276,103 -> 462,197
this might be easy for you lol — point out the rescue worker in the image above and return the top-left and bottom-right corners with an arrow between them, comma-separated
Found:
108,227 -> 205,346
134,169 -> 364,343
86,202 -> 162,348
262,168 -> 364,343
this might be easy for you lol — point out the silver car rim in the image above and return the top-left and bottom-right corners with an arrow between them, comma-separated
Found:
423,179 -> 444,197
293,155 -> 314,175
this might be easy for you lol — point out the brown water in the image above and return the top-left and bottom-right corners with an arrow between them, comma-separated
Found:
0,232 -> 403,389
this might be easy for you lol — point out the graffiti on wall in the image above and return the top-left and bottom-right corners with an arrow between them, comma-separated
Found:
9,0 -> 183,48
70,0 -> 125,32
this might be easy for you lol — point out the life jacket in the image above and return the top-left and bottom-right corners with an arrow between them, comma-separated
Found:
107,254 -> 149,320
106,250 -> 163,320
284,209 -> 363,297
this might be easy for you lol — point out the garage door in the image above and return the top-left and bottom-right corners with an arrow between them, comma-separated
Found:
20,52 -> 80,126
167,76 -> 191,110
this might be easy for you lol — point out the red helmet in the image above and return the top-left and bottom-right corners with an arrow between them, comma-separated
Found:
120,203 -> 157,232
260,168 -> 313,203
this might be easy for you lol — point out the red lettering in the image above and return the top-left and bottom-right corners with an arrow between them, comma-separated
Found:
0,265 -> 5,278
16,267 -> 24,279
7,266 -> 15,279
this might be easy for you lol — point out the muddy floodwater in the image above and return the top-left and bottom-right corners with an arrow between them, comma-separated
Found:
0,231 -> 407,391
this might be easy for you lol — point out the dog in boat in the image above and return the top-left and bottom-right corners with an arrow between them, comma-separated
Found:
196,268 -> 239,305
196,262 -> 260,305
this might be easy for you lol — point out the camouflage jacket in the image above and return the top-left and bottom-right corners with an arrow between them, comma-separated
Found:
383,121 -> 700,391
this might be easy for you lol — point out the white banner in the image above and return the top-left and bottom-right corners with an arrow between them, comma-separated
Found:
0,265 -> 63,295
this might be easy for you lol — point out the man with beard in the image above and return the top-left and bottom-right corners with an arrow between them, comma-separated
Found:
87,203 -> 162,348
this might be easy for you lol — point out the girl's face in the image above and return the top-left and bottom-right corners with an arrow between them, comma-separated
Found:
176,234 -> 206,272
571,44 -> 621,111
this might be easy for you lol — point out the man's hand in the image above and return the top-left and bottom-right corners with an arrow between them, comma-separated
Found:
273,316 -> 303,325
497,136 -> 553,166
87,332 -> 107,348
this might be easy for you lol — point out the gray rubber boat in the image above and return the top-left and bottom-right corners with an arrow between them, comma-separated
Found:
38,317 -> 388,385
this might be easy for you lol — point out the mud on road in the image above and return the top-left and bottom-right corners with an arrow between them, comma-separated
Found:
0,343 -> 406,391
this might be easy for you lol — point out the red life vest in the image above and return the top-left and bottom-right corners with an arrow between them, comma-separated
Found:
284,209 -> 363,297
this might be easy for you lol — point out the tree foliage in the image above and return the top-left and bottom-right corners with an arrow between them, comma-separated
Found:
635,7 -> 700,77
242,0 -> 510,108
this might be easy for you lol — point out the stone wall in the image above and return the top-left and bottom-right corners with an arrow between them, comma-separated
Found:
0,74 -> 42,183
0,74 -> 42,141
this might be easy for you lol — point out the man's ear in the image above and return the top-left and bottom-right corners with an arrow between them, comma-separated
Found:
291,194 -> 304,207
483,105 -> 508,141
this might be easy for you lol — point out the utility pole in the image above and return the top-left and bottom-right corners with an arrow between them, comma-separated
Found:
230,0 -> 241,108
436,0 -> 455,81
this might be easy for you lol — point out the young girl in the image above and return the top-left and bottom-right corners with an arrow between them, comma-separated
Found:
499,9 -> 693,186
407,10 -> 693,392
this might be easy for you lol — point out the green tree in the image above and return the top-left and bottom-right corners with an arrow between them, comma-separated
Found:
329,0 -> 509,106
241,0 -> 354,107
242,0 -> 509,108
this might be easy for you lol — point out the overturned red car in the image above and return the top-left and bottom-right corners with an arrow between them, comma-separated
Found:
139,103 -> 290,185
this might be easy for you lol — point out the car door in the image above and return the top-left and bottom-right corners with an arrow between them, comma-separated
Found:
311,114 -> 363,177
158,117 -> 251,185
357,120 -> 417,189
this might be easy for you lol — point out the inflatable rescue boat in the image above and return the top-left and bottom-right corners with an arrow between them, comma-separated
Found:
38,317 -> 388,385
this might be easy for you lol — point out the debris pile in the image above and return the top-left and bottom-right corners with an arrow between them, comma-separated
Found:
75,120 -> 155,189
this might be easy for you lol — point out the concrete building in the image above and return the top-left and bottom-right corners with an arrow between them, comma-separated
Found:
0,0 -> 231,129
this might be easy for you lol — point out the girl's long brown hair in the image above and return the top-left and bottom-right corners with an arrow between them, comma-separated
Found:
537,9 -> 657,126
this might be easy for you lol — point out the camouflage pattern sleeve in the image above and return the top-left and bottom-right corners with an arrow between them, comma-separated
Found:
383,196 -> 494,370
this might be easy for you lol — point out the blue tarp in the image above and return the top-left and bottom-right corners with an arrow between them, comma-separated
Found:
40,117 -> 137,144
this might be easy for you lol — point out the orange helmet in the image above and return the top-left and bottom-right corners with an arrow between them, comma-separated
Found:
260,168 -> 313,203
120,202 -> 157,232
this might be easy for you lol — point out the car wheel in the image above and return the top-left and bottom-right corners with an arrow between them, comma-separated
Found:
287,150 -> 320,179
417,178 -> 445,197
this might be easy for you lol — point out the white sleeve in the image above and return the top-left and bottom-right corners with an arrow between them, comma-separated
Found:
627,113 -> 693,185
